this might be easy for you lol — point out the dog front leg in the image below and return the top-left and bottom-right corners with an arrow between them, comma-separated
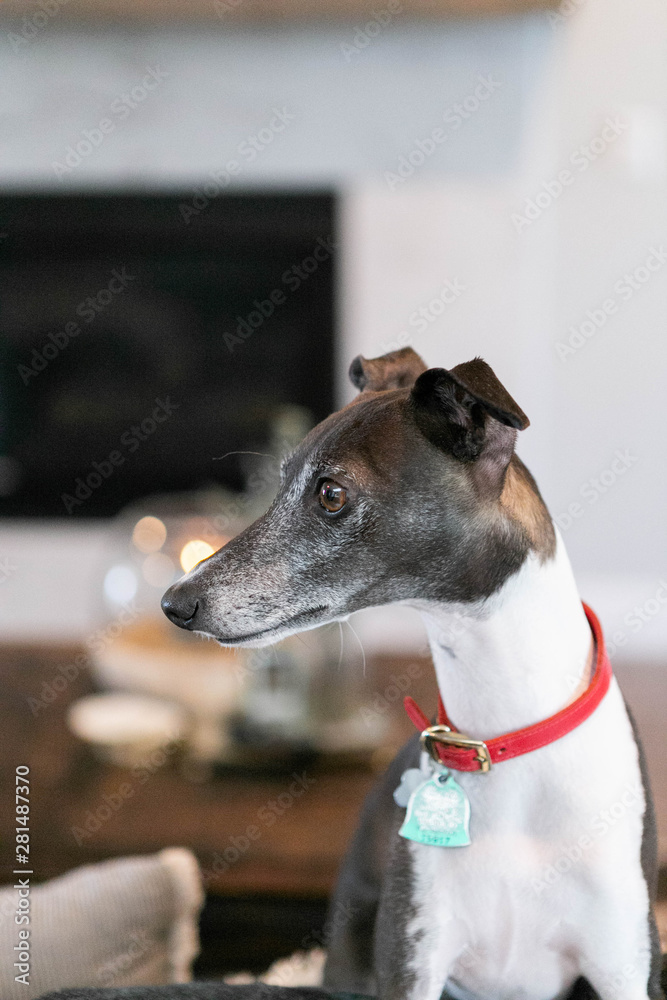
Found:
373,838 -> 462,1000
324,736 -> 424,996
576,927 -> 660,1000
579,962 -> 657,1000
374,901 -> 462,1000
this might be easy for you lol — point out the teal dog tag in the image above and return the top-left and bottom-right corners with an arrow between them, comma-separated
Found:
399,768 -> 471,848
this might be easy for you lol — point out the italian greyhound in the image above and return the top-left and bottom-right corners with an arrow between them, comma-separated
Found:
158,349 -> 661,1000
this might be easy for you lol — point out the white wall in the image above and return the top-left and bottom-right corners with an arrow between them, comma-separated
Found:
0,18 -> 541,187
338,0 -> 667,661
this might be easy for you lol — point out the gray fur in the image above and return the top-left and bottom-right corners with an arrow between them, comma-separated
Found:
625,701 -> 663,999
324,736 -> 421,996
36,988 -> 335,1000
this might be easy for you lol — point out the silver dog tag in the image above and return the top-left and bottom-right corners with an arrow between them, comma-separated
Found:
393,768 -> 425,808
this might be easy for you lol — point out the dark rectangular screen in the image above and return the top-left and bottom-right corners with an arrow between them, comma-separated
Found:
0,192 -> 336,516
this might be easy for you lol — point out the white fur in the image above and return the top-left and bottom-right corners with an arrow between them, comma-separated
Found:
403,531 -> 652,1000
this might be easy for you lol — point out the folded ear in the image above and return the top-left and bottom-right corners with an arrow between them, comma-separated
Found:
349,347 -> 428,393
410,358 -> 529,489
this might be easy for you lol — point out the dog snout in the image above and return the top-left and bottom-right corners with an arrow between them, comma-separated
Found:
161,583 -> 200,630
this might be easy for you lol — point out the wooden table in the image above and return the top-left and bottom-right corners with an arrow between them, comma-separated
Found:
0,644 -> 396,891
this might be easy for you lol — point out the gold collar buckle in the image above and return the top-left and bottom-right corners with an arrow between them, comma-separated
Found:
420,724 -> 493,773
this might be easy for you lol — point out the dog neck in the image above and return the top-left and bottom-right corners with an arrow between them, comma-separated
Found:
414,530 -> 594,739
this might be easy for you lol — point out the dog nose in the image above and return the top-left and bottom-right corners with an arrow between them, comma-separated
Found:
161,586 -> 200,630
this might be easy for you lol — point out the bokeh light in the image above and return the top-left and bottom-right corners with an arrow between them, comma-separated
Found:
132,515 -> 167,554
103,565 -> 138,605
179,539 -> 215,574
142,553 -> 176,588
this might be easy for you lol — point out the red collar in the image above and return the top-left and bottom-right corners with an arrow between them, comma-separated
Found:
404,603 -> 612,773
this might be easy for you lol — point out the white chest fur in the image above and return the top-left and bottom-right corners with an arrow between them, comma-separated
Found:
404,535 -> 652,1000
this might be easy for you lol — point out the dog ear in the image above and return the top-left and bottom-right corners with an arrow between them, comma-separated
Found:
349,347 -> 428,393
411,358 -> 529,483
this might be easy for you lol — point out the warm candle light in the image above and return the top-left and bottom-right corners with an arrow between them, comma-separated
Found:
179,539 -> 215,574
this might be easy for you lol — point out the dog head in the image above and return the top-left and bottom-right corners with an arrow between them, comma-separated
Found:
161,348 -> 555,646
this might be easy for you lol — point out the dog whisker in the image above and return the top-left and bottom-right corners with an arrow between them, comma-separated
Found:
211,450 -> 275,462
344,617 -> 367,678
337,621 -> 345,672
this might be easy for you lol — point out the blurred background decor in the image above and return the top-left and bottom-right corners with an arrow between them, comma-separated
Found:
0,0 -> 666,981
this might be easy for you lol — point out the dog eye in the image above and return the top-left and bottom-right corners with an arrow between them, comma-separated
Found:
319,480 -> 347,513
